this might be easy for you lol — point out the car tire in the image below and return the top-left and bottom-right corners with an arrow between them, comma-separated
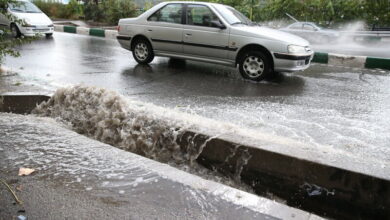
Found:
238,51 -> 271,82
10,23 -> 21,38
132,38 -> 154,64
46,33 -> 53,38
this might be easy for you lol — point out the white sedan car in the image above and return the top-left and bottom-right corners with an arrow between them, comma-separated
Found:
0,0 -> 54,38
117,1 -> 313,81
280,22 -> 340,44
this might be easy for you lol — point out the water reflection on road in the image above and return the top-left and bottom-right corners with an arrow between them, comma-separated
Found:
4,32 -> 390,164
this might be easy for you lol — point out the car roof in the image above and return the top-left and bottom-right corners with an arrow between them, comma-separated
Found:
160,1 -> 227,7
291,22 -> 317,25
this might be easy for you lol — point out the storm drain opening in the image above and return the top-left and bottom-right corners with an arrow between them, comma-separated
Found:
1,86 -> 389,220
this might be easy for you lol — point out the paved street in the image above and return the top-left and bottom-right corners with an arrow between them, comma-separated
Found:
4,32 -> 390,165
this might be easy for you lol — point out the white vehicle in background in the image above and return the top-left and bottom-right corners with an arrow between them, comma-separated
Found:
280,22 -> 339,44
0,0 -> 54,38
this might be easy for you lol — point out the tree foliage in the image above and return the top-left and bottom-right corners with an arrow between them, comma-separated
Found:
207,0 -> 390,26
33,0 -> 83,19
84,0 -> 137,24
33,0 -> 138,25
257,0 -> 390,26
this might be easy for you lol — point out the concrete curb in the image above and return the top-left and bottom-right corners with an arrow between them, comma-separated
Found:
1,94 -> 389,219
53,25 -> 390,71
1,112 -> 324,220
313,52 -> 390,70
54,25 -> 118,39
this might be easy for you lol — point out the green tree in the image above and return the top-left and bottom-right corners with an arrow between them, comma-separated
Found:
256,0 -> 389,26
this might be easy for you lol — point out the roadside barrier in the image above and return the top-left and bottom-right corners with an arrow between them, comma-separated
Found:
53,25 -> 390,71
312,52 -> 390,70
54,25 -> 117,39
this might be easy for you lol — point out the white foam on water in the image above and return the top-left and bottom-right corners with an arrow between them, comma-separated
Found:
32,85 -> 390,186
32,85 -> 260,192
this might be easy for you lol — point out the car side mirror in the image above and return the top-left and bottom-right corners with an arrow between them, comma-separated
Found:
211,20 -> 226,29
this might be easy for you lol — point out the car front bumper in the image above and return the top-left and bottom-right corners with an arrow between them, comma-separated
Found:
20,26 -> 54,36
273,52 -> 313,72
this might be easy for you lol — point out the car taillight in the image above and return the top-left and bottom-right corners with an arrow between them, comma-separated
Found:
117,26 -> 120,32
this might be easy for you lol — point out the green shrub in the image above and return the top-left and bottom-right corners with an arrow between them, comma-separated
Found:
31,0 -> 390,27
83,1 -> 104,21
84,0 -> 138,24
33,0 -> 82,19
257,0 -> 390,27
101,0 -> 138,24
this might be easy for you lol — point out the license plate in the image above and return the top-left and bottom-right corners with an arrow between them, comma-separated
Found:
34,29 -> 49,32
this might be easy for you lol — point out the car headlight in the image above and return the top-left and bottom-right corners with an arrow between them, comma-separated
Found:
288,45 -> 306,54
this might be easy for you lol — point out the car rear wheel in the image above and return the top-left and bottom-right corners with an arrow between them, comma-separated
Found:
238,51 -> 271,81
132,39 -> 154,64
10,24 -> 21,38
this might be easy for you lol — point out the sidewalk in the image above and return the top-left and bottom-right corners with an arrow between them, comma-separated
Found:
0,113 -> 319,220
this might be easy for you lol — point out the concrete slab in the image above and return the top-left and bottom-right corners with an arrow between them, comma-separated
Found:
0,113 -> 319,220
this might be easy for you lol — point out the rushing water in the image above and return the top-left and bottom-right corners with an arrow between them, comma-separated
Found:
32,85 -> 258,194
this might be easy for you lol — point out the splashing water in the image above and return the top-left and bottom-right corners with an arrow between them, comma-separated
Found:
32,85 -> 255,192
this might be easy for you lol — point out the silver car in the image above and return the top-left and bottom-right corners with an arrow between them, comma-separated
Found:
280,22 -> 340,44
117,1 -> 313,81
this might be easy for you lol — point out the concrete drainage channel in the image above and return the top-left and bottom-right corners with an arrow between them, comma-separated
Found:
1,91 -> 389,220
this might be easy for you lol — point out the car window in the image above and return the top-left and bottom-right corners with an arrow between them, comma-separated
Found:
303,24 -> 315,31
213,4 -> 251,25
148,4 -> 182,24
186,4 -> 221,28
9,1 -> 42,13
289,23 -> 302,30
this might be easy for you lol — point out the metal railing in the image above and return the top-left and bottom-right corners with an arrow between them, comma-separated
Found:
340,31 -> 390,38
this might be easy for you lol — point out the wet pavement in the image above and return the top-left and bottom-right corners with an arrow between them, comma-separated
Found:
0,113 -> 319,220
3,32 -> 390,168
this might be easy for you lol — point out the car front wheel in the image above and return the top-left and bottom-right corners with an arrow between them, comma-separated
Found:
132,39 -> 154,64
238,51 -> 271,81
10,24 -> 21,38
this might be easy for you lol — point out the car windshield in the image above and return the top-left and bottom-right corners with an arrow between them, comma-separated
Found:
9,1 -> 42,13
213,4 -> 252,25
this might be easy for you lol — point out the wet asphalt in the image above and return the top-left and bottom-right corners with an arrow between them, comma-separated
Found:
4,32 -> 390,163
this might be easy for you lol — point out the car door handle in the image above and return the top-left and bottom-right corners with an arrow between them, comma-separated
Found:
147,29 -> 152,32
185,33 -> 192,36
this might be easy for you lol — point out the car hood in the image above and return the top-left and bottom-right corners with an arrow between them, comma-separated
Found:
231,25 -> 310,46
11,12 -> 52,25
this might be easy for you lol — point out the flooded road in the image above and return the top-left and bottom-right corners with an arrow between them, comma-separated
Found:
4,32 -> 390,164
